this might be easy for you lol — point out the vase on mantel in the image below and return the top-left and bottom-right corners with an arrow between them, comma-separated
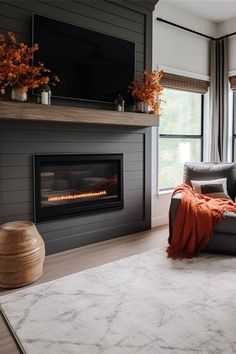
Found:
11,86 -> 28,102
136,101 -> 151,113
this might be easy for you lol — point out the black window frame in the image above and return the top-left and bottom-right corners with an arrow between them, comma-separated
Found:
232,92 -> 236,161
159,91 -> 204,191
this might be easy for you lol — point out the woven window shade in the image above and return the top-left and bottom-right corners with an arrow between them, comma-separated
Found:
161,72 -> 209,94
229,76 -> 236,91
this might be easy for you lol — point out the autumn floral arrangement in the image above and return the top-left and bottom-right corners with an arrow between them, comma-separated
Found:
129,69 -> 164,114
0,32 -> 59,96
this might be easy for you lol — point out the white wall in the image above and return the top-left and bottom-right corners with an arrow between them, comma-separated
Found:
153,1 -> 217,76
218,18 -> 236,74
152,1 -> 216,227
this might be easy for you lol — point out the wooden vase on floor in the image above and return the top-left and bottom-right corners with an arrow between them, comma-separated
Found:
0,221 -> 45,288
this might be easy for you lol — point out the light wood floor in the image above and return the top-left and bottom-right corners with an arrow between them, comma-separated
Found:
0,226 -> 168,354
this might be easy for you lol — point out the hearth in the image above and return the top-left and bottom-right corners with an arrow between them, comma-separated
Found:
33,154 -> 123,222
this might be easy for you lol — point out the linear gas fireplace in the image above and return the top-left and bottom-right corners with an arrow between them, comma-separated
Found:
33,154 -> 123,222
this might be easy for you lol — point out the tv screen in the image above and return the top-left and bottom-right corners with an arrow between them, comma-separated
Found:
33,15 -> 135,104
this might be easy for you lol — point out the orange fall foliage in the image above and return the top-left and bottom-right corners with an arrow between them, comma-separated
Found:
129,69 -> 164,114
0,32 -> 59,95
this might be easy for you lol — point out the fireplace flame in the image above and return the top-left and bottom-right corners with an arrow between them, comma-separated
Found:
47,190 -> 107,202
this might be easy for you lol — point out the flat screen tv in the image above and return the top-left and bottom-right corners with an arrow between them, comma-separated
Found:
33,14 -> 135,105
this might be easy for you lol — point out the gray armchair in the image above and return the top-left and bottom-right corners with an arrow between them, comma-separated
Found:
169,162 -> 236,255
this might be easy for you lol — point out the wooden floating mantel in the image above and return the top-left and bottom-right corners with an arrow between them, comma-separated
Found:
0,101 -> 159,127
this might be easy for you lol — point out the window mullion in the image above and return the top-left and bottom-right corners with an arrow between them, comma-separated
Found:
160,134 -> 202,139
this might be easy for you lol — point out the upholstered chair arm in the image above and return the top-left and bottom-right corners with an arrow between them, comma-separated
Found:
169,193 -> 182,226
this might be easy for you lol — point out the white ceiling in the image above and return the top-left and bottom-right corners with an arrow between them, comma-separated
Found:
163,0 -> 236,23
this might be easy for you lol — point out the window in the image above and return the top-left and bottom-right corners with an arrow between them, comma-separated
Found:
159,88 -> 203,190
233,92 -> 236,160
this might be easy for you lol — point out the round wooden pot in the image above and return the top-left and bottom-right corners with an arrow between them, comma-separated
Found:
0,221 -> 45,288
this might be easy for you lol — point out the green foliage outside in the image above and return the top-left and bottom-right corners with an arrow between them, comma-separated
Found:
159,89 -> 202,190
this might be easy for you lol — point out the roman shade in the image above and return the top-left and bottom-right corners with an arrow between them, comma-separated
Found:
161,72 -> 209,94
229,76 -> 236,91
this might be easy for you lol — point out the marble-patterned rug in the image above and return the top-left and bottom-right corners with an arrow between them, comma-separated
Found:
1,248 -> 236,354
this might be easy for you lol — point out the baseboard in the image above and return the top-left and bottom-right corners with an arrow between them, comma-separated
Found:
152,216 -> 168,228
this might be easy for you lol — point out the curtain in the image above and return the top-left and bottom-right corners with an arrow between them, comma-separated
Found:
209,38 -> 229,162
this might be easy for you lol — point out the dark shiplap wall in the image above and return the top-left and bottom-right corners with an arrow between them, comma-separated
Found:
0,120 -> 151,254
0,0 -> 153,254
0,0 -> 151,79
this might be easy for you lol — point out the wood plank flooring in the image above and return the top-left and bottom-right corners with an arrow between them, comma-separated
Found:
0,226 -> 168,354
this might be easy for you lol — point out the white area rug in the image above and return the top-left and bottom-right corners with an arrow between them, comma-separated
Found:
1,248 -> 236,354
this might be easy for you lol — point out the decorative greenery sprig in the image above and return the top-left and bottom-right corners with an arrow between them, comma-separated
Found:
129,69 -> 164,114
0,32 -> 59,94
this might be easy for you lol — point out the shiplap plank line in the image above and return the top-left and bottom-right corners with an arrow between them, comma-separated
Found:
44,220 -> 148,255
79,0 -> 145,24
0,198 -> 143,218
0,177 -> 143,193
0,202 -> 143,225
38,207 -> 144,233
0,163 -> 143,179
0,1 -> 145,54
37,0 -> 144,34
0,169 -> 143,181
0,214 -> 33,225
0,120 -> 146,134
35,0 -> 145,39
0,14 -> 30,33
0,130 -> 144,143
5,0 -> 144,46
0,142 -> 143,154
43,214 -> 144,243
0,2 -> 31,22
0,152 -> 143,167
0,27 -> 28,42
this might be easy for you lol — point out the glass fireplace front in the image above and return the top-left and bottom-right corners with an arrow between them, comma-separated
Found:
33,154 -> 123,222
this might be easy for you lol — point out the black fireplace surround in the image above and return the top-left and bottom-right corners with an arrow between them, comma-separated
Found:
33,154 -> 123,222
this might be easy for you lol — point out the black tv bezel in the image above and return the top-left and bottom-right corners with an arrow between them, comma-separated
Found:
32,13 -> 136,106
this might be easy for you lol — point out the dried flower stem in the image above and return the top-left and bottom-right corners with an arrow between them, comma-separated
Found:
129,69 -> 164,114
0,32 -> 59,95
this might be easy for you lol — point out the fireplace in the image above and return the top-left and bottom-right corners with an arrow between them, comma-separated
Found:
33,154 -> 123,222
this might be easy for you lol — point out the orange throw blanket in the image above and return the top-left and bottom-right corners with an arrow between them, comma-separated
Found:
167,183 -> 236,259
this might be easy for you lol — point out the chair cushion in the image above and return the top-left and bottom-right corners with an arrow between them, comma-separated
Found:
191,178 -> 230,199
214,212 -> 236,234
183,162 -> 236,200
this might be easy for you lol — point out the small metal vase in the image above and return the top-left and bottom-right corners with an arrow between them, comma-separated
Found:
11,87 -> 28,102
136,101 -> 151,113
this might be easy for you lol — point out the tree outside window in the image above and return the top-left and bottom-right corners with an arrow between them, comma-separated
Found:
159,88 -> 203,190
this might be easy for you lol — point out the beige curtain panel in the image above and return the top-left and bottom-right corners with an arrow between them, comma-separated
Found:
229,76 -> 236,91
161,72 -> 209,94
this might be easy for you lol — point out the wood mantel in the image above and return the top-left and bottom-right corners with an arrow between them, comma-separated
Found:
0,101 -> 159,127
